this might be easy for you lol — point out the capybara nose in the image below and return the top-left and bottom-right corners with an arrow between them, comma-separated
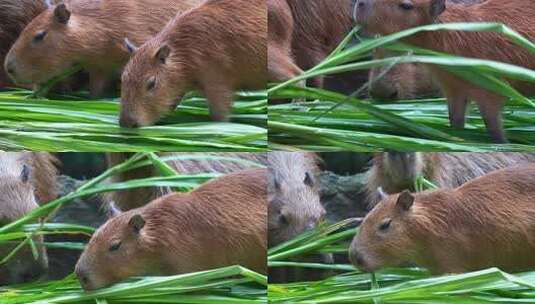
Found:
76,268 -> 92,290
349,249 -> 365,268
119,114 -> 139,128
5,59 -> 16,77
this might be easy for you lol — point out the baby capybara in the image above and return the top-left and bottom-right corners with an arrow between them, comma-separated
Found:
0,0 -> 48,88
75,168 -> 267,290
351,164 -> 535,274
354,0 -> 535,142
120,0 -> 267,127
365,152 -> 535,205
5,0 -> 201,97
268,152 -> 332,283
0,152 -> 58,285
106,152 -> 267,211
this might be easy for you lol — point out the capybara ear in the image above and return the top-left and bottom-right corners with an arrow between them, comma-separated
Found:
128,214 -> 146,233
303,172 -> 314,187
20,164 -> 31,183
396,190 -> 414,212
54,3 -> 71,24
377,187 -> 387,201
430,0 -> 446,18
155,45 -> 171,64
124,38 -> 138,55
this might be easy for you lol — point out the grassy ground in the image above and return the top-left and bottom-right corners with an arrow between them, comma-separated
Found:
269,23 -> 535,151
0,89 -> 267,151
0,153 -> 267,303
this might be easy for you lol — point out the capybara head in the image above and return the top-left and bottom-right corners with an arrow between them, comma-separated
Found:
349,190 -> 417,272
354,0 -> 446,35
268,158 -> 325,247
0,163 -> 48,285
5,3 -> 77,86
75,211 -> 160,290
120,39 -> 185,128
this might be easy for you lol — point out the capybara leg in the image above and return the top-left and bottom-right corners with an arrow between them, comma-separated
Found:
476,97 -> 507,143
446,95 -> 469,129
89,71 -> 110,98
268,46 -> 303,84
204,84 -> 234,122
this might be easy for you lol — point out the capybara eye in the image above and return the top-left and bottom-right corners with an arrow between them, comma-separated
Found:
33,31 -> 47,43
399,1 -> 414,10
146,78 -> 156,91
378,218 -> 392,231
278,213 -> 289,225
109,241 -> 122,252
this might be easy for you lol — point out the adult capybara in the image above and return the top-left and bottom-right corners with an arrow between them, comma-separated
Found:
0,0 -> 49,88
5,0 -> 201,97
120,0 -> 267,127
365,152 -> 535,206
354,0 -> 535,142
106,152 -> 267,211
75,168 -> 267,291
0,152 -> 58,285
268,152 -> 332,283
350,165 -> 535,274
366,0 -> 482,100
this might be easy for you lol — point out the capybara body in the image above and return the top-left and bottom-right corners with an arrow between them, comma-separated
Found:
268,152 -> 331,283
354,0 -> 535,142
366,152 -> 535,206
366,0 -> 481,100
75,168 -> 267,290
106,152 -> 267,211
351,165 -> 535,274
5,0 -> 201,97
120,0 -> 267,127
0,152 -> 58,285
0,0 -> 48,88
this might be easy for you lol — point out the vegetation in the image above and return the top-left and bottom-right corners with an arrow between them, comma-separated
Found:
0,153 -> 267,303
0,89 -> 267,151
269,23 -> 535,151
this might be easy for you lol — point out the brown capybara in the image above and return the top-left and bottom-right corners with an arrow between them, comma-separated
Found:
350,165 -> 535,274
268,152 -> 332,283
354,0 -> 535,142
0,152 -> 58,285
5,0 -> 201,97
366,0 -> 482,100
365,152 -> 535,206
119,0 -> 267,127
75,168 -> 267,291
106,152 -> 267,211
0,0 -> 49,88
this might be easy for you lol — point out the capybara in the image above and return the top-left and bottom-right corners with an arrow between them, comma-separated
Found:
119,0 -> 267,127
0,152 -> 58,285
366,0 -> 481,100
365,152 -> 535,206
0,0 -> 48,88
75,168 -> 267,290
354,0 -> 535,142
350,165 -> 535,274
268,152 -> 332,283
5,0 -> 201,97
106,152 -> 267,211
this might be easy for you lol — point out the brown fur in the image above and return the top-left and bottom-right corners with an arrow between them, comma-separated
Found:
367,0 -> 482,100
355,0 -> 535,142
120,0 -> 267,127
5,0 -> 201,97
0,152 -> 58,285
366,152 -> 535,206
76,168 -> 267,290
268,152 -> 331,283
0,0 -> 48,88
351,165 -> 535,274
106,152 -> 267,211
